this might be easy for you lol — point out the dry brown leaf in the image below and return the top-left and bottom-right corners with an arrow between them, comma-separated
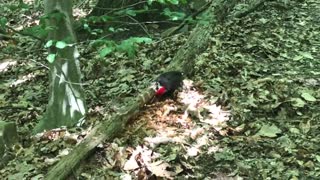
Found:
147,161 -> 175,179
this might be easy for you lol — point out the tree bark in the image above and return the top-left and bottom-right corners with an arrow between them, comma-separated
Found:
45,88 -> 155,180
168,0 -> 240,76
45,0 -> 240,179
34,0 -> 87,133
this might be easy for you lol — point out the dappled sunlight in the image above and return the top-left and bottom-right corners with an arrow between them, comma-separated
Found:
74,8 -> 88,19
30,126 -> 93,166
179,79 -> 230,131
1,0 -> 319,178
10,72 -> 36,86
116,79 -> 231,178
23,0 -> 36,5
0,59 -> 17,73
200,104 -> 230,131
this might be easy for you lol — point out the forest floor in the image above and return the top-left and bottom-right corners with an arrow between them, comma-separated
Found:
1,0 -> 320,179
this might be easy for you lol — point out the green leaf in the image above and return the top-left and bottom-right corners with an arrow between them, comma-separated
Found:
255,124 -> 282,137
156,0 -> 165,4
289,127 -> 300,134
259,18 -> 268,24
125,9 -> 136,16
163,8 -> 186,21
18,1 -> 30,9
99,47 -> 114,57
316,155 -> 320,163
299,120 -> 310,134
109,27 -> 115,32
280,53 -> 289,59
299,51 -> 313,59
168,0 -> 179,4
131,37 -> 152,43
301,92 -> 316,102
22,25 -> 47,38
117,37 -> 152,58
143,59 -> 153,70
114,8 -> 141,17
290,98 -> 306,107
278,135 -> 296,150
55,41 -> 67,49
46,54 -> 56,63
310,71 -> 320,75
83,23 -> 90,30
214,148 -> 235,161
293,55 -> 303,61
45,40 -> 53,48
0,17 -> 7,28
147,0 -> 153,5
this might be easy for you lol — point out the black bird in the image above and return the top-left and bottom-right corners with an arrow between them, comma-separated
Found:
155,71 -> 184,97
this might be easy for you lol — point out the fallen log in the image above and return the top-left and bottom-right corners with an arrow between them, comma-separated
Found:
45,88 -> 154,179
168,0 -> 240,76
45,0 -> 241,179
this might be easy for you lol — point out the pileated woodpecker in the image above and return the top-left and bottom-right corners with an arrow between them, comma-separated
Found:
155,71 -> 184,97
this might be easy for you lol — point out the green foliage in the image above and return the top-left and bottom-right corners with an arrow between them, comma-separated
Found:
45,40 -> 70,49
76,0 -> 192,60
255,124 -> 282,138
290,97 -> 306,108
18,15 -> 48,39
194,0 -> 320,178
46,54 -> 56,63
55,41 -> 67,49
44,40 -> 71,63
114,8 -> 150,17
44,11 -> 66,22
3,1 -> 29,11
162,8 -> 186,21
148,0 -> 187,5
22,25 -> 48,39
0,17 -> 7,31
300,91 -> 316,102
99,46 -> 115,57
87,15 -> 114,23
117,37 -> 152,58
45,40 -> 54,48
93,37 -> 152,58
214,148 -> 235,161
17,1 -> 30,9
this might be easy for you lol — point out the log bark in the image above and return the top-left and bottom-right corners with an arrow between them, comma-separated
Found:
234,0 -> 265,18
168,0 -> 240,76
45,0 -> 241,179
45,88 -> 154,179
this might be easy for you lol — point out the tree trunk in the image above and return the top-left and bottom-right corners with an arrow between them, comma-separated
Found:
34,0 -> 87,133
45,0 -> 240,178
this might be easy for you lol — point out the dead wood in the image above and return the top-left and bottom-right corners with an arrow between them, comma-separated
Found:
45,0 -> 245,179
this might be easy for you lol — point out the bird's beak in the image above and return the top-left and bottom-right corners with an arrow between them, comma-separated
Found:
151,82 -> 160,91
